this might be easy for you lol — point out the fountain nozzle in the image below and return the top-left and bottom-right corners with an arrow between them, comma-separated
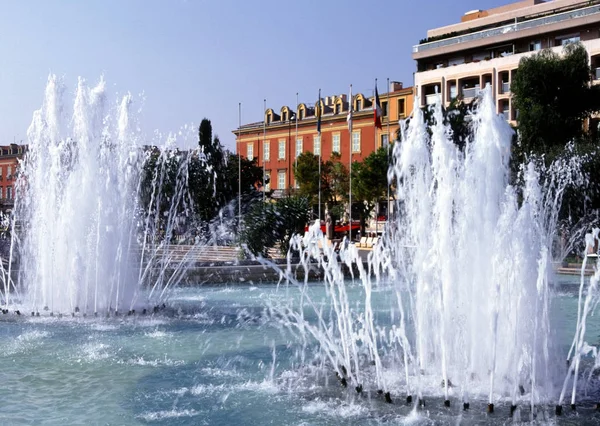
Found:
355,384 -> 363,394
406,395 -> 413,404
463,402 -> 470,410
510,405 -> 517,416
487,403 -> 494,413
570,404 -> 576,411
555,405 -> 562,416
15,310 -> 20,316
444,400 -> 450,407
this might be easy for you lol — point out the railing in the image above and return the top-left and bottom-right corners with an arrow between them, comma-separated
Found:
413,3 -> 600,54
501,110 -> 510,121
501,82 -> 510,93
595,67 -> 600,80
425,94 -> 439,105
462,87 -> 479,99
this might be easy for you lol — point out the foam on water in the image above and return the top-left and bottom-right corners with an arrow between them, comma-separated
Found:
137,409 -> 202,422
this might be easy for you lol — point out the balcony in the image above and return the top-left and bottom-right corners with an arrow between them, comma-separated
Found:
501,82 -> 510,94
462,87 -> 479,99
595,67 -> 600,80
413,3 -> 600,54
425,94 -> 439,105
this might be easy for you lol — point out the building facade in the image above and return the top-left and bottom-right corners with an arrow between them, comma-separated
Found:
0,144 -> 26,213
234,82 -> 413,197
413,0 -> 600,122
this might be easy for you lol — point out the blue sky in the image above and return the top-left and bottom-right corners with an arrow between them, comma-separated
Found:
0,0 -> 503,150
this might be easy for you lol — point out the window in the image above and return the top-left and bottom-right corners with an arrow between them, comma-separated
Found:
381,134 -> 389,148
299,109 -> 304,120
7,166 -> 12,179
295,138 -> 302,158
398,99 -> 406,118
313,135 -> 321,156
6,187 -> 12,200
333,103 -> 339,114
352,131 -> 360,152
556,34 -> 580,46
278,171 -> 286,189
529,40 -> 541,51
356,99 -> 362,111
382,101 -> 388,117
282,111 -> 287,122
332,133 -> 340,153
247,143 -> 254,160
263,141 -> 270,161
0,167 -> 3,180
265,172 -> 271,191
266,114 -> 271,125
0,187 -> 3,198
449,82 -> 457,100
278,140 -> 285,159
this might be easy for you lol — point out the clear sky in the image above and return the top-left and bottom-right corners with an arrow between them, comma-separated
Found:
0,0 -> 505,150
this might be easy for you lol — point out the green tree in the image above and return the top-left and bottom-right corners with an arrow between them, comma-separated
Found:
293,152 -> 349,237
294,152 -> 321,201
223,152 -> 264,196
511,42 -> 600,161
241,196 -> 310,257
352,147 -> 390,235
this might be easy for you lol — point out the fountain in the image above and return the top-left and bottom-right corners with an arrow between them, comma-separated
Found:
1,79 -> 600,424
3,75 -> 199,317
266,87 -> 600,421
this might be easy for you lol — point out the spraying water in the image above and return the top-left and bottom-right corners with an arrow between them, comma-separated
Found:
271,87 -> 589,413
6,75 -> 200,316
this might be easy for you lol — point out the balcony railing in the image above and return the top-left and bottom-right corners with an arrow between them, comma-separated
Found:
501,110 -> 510,120
595,67 -> 600,80
425,94 -> 439,105
501,82 -> 510,93
413,3 -> 600,54
462,87 -> 479,99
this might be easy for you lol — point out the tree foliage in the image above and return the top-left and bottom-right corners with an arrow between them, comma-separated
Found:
512,42 -> 600,160
241,196 -> 310,257
351,147 -> 391,234
293,151 -> 349,237
140,118 -> 264,239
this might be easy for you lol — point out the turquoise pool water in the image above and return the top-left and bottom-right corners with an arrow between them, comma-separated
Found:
0,275 -> 599,425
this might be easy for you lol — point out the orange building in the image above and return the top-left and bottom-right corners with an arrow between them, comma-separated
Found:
234,81 -> 413,197
0,144 -> 26,213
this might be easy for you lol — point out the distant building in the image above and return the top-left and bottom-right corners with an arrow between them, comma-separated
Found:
413,0 -> 600,123
0,144 -> 26,213
233,82 -> 414,197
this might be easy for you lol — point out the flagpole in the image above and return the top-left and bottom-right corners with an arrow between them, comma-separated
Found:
386,77 -> 391,224
238,102 -> 242,230
317,88 -> 321,224
263,98 -> 266,202
295,92 -> 299,185
348,84 -> 353,241
374,78 -> 378,236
